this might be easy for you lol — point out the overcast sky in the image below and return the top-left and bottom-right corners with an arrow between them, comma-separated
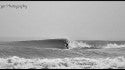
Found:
0,1 -> 125,41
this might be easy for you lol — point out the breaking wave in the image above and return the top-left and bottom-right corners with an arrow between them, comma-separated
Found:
2,37 -> 125,49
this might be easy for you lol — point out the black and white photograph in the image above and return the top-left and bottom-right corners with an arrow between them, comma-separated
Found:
0,1 -> 125,69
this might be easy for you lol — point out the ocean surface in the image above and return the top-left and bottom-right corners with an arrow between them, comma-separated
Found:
0,38 -> 125,59
0,38 -> 125,69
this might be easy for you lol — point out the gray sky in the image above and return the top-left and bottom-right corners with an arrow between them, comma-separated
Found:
0,1 -> 125,41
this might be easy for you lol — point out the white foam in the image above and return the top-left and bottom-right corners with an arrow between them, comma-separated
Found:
68,40 -> 92,49
104,43 -> 125,48
67,40 -> 125,49
0,56 -> 125,69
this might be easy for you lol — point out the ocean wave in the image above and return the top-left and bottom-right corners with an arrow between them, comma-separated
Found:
1,38 -> 125,49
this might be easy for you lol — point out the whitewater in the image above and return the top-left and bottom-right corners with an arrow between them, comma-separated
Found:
0,56 -> 125,69
67,39 -> 125,49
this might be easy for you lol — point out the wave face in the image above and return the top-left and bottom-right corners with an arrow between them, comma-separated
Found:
1,39 -> 69,49
0,38 -> 73,58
